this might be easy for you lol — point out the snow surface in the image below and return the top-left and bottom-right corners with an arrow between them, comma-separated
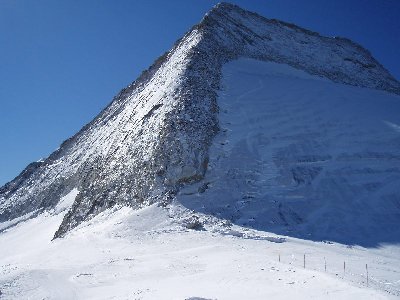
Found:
0,204 -> 398,299
54,188 -> 79,214
1,58 -> 400,299
179,58 -> 400,247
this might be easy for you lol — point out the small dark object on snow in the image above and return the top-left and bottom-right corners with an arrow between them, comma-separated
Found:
183,215 -> 204,230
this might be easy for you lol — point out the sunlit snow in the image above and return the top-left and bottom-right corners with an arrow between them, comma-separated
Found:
1,59 -> 399,299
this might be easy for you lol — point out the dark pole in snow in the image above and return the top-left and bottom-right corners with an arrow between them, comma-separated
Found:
343,261 -> 346,277
366,264 -> 369,286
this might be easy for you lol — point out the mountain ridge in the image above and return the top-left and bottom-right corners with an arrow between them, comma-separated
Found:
1,2 -> 399,239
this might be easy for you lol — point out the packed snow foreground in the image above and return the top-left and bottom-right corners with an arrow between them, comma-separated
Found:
1,2 -> 400,299
1,58 -> 400,300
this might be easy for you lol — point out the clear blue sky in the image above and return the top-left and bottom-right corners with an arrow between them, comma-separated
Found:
0,0 -> 399,186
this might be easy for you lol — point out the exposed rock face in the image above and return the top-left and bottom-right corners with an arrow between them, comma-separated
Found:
1,2 -> 399,238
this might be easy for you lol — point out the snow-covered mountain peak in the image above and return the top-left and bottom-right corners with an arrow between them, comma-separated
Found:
0,3 -> 399,240
199,2 -> 400,94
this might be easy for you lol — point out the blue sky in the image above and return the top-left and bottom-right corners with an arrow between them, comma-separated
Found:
0,0 -> 399,186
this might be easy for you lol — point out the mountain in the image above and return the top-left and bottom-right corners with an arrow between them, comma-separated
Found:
1,2 -> 399,244
2,3 -> 400,299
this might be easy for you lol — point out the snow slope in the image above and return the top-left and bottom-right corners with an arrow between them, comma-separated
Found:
179,58 -> 400,247
1,58 -> 400,300
1,3 -> 400,298
0,203 -> 399,299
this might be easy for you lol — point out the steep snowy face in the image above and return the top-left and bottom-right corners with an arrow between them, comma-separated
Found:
0,2 -> 399,238
179,58 -> 400,247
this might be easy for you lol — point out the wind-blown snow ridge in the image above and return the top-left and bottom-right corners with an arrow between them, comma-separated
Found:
0,2 -> 399,238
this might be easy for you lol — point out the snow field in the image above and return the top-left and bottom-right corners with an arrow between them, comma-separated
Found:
0,204 -> 398,299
